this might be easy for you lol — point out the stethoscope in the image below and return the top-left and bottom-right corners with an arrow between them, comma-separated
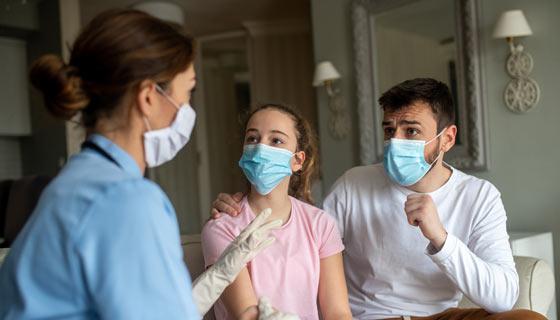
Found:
81,140 -> 120,168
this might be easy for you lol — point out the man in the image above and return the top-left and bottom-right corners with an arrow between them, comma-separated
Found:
211,78 -> 545,319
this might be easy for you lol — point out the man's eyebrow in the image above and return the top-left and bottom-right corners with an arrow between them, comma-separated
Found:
399,120 -> 422,126
382,120 -> 423,126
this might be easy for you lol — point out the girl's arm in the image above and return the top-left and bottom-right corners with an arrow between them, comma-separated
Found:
318,253 -> 352,320
220,267 -> 259,319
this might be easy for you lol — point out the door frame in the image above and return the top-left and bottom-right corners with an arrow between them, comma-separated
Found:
192,30 -> 247,231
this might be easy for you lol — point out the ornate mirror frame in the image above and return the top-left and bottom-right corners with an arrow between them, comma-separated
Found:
351,0 -> 489,170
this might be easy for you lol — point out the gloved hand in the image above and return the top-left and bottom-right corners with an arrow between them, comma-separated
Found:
192,208 -> 282,315
258,297 -> 300,320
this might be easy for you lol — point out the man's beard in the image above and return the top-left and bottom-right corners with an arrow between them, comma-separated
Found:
425,138 -> 442,165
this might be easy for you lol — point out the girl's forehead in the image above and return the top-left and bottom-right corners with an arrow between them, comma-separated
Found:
248,109 -> 296,131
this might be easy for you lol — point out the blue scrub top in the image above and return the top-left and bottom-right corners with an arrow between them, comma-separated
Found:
0,134 -> 200,319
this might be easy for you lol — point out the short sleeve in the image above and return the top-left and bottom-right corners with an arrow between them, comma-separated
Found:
322,173 -> 348,239
316,213 -> 345,259
201,218 -> 238,268
74,179 -> 200,319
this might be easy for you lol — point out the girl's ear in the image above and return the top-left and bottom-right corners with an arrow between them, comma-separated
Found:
292,150 -> 306,172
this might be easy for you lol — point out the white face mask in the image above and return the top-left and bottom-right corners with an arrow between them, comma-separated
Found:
143,86 -> 196,168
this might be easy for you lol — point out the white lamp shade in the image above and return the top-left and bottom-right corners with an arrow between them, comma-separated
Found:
493,10 -> 532,39
313,61 -> 341,87
133,2 -> 185,26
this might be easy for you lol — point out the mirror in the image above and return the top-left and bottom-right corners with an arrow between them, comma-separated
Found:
351,0 -> 488,170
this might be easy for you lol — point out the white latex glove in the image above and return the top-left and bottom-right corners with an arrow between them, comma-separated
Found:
192,208 -> 282,315
258,297 -> 300,320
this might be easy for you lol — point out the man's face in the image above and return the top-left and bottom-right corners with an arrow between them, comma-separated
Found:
382,101 -> 443,163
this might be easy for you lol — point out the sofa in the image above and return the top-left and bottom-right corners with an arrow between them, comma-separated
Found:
181,235 -> 556,318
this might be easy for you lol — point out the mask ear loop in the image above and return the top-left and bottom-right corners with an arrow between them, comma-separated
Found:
156,85 -> 181,110
425,128 -> 447,145
143,85 -> 181,132
426,127 -> 447,166
292,149 -> 306,175
143,117 -> 152,132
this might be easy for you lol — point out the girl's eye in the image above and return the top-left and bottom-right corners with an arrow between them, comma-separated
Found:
272,138 -> 284,145
246,136 -> 258,144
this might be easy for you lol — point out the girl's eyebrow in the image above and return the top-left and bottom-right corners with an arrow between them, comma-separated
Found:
246,128 -> 289,138
270,130 -> 289,138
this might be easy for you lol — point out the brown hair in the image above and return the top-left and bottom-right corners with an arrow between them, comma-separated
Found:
378,78 -> 455,132
242,103 -> 319,205
29,9 -> 195,128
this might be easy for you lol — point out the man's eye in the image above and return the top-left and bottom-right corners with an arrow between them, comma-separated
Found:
384,128 -> 395,135
407,128 -> 419,136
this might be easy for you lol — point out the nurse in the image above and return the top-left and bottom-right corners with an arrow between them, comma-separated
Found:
0,9 -> 281,319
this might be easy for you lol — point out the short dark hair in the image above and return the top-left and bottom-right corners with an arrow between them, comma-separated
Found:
378,78 -> 455,131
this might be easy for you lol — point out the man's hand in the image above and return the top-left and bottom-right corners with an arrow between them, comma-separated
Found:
211,192 -> 244,219
404,193 -> 447,251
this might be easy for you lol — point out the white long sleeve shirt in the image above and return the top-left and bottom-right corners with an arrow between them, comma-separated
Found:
323,164 -> 518,319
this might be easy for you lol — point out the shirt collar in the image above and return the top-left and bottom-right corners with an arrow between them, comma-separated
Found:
391,162 -> 456,197
86,134 -> 143,177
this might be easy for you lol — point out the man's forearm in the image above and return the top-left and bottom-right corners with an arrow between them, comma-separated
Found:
428,234 -> 519,313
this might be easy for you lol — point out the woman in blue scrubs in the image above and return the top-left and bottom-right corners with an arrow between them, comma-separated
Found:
0,9 -> 205,319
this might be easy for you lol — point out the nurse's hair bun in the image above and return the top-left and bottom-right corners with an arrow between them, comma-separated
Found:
29,54 -> 89,120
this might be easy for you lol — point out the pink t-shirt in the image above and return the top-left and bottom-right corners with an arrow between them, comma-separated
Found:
201,196 -> 344,320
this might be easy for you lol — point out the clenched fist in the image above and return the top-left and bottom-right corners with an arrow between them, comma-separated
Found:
404,193 -> 448,251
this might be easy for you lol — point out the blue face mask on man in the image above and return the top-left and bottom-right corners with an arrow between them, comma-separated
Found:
238,143 -> 294,195
383,129 -> 445,186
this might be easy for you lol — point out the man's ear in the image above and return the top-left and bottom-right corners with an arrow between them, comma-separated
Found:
292,151 -> 306,172
136,80 -> 158,118
442,125 -> 457,152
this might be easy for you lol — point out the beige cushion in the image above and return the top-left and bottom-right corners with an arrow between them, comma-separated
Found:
182,235 -> 216,320
182,234 -> 205,279
458,256 -> 555,316
0,248 -> 8,266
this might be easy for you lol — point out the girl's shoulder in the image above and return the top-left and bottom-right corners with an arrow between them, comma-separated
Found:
290,196 -> 337,226
202,197 -> 253,236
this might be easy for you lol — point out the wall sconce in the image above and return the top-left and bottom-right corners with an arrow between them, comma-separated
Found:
313,61 -> 349,140
493,9 -> 539,113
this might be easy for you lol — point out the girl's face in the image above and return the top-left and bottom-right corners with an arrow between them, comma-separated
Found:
244,108 -> 305,172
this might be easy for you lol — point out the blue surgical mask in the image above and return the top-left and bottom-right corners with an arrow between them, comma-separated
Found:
383,130 -> 445,186
239,144 -> 294,195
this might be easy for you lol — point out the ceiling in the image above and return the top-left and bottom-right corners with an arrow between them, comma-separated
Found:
80,0 -> 311,37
